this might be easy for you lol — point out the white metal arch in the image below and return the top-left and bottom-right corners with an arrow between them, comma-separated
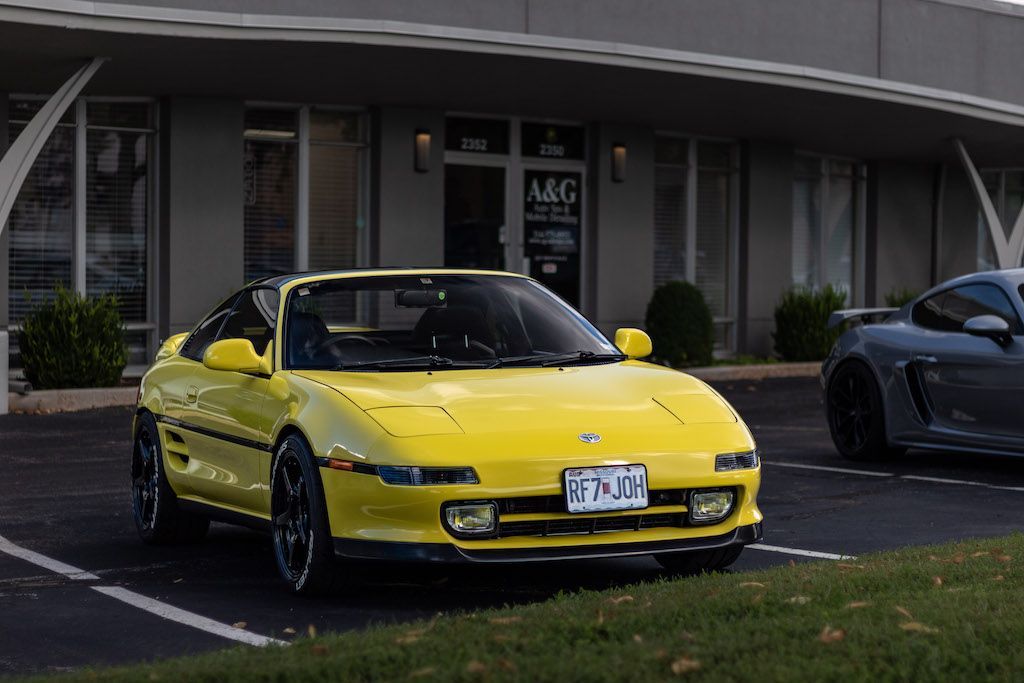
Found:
953,137 -> 1024,269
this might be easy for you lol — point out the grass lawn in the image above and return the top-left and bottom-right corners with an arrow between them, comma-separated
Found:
26,534 -> 1023,682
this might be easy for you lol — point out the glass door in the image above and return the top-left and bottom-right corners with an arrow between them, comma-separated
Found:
443,164 -> 507,270
523,167 -> 583,305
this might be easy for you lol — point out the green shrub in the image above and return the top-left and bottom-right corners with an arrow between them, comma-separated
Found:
772,285 -> 847,362
19,285 -> 128,389
885,287 -> 920,308
644,280 -> 714,367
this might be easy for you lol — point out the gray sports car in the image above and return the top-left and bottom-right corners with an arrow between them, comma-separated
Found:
821,269 -> 1024,461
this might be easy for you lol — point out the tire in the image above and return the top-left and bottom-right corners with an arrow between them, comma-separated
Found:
270,434 -> 338,595
826,361 -> 906,462
656,546 -> 743,575
131,412 -> 210,544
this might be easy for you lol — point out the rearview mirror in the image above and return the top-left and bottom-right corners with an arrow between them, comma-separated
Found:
614,328 -> 653,360
963,315 -> 1012,347
203,338 -> 264,373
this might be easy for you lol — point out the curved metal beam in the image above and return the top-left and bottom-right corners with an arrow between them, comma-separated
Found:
952,137 -> 1024,269
0,57 -> 105,235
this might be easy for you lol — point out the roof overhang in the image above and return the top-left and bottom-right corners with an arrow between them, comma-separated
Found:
3,1 -> 1024,164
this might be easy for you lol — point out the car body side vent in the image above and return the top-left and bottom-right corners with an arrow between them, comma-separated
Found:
902,361 -> 933,425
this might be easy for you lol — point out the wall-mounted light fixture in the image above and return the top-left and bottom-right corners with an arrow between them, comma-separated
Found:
414,130 -> 431,173
611,143 -> 627,183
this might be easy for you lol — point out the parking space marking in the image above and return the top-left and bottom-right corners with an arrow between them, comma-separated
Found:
768,462 -> 1024,492
901,475 -> 1024,492
0,534 -> 100,581
0,534 -> 284,647
748,544 -> 856,561
768,462 -> 894,477
92,586 -> 284,647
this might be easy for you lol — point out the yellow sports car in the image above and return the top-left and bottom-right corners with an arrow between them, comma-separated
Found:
133,269 -> 762,594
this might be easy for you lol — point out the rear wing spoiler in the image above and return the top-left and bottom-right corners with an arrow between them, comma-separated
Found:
827,308 -> 898,329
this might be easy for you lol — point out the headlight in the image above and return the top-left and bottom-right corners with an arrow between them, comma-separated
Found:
689,489 -> 735,524
715,450 -> 759,472
377,466 -> 479,485
444,502 -> 497,536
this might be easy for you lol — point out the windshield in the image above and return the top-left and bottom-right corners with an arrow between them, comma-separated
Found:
283,274 -> 620,371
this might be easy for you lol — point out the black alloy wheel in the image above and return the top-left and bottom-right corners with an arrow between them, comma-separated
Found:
272,452 -> 312,579
270,435 -> 338,595
131,425 -> 160,532
130,412 -> 209,544
826,362 -> 905,461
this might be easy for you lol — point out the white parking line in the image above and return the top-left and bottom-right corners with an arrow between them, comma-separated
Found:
748,543 -> 856,561
768,461 -> 894,477
93,586 -> 283,647
0,534 -> 284,647
0,534 -> 99,581
768,461 -> 1024,492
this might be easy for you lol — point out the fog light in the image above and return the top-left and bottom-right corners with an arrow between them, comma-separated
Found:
689,489 -> 735,524
445,503 -> 497,536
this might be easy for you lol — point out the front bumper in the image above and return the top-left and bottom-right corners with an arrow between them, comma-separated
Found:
333,522 -> 762,563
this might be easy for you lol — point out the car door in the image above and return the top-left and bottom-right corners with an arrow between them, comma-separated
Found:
911,283 -> 1024,439
158,292 -> 241,498
180,287 -> 279,515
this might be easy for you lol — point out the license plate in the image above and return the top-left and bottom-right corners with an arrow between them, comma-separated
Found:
563,465 -> 648,514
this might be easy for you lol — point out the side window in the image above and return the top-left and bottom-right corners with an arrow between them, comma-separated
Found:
219,288 -> 280,355
912,293 -> 950,331
943,284 -> 1023,334
179,294 -> 240,361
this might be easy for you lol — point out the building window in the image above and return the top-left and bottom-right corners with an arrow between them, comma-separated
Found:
7,97 -> 155,367
243,106 -> 368,283
792,155 -> 860,299
654,136 -> 738,351
976,169 -> 1024,271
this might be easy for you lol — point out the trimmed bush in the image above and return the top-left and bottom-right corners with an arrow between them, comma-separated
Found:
885,287 -> 920,308
19,285 -> 128,389
644,280 -> 714,367
772,285 -> 847,362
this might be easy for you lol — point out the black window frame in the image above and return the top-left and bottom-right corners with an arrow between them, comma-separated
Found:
178,292 -> 242,362
912,282 -> 1023,335
215,285 -> 281,359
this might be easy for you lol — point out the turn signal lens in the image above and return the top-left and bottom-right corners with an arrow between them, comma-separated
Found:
715,450 -> 760,472
378,466 -> 479,486
445,503 -> 497,535
689,489 -> 735,524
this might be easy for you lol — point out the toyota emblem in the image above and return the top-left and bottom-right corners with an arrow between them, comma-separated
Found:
578,433 -> 602,444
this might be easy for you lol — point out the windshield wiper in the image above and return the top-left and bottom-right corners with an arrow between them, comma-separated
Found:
334,355 -> 459,372
488,351 -> 626,368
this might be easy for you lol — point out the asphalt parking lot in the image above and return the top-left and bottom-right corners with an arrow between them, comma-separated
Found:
2,376 -> 1024,676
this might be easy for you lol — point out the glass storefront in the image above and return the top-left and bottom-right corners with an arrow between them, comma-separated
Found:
243,106 -> 368,283
653,136 -> 738,351
7,98 -> 154,366
792,154 -> 859,300
443,117 -> 586,307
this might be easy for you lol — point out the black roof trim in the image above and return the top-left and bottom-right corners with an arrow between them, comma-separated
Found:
253,267 -> 519,289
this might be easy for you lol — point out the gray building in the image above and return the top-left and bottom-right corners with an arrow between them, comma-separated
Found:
3,0 -> 1024,368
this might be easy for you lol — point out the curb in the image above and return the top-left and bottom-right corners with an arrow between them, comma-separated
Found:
686,361 -> 822,382
7,386 -> 138,414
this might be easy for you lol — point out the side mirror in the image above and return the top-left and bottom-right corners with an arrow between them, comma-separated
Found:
614,328 -> 653,360
155,332 -> 189,362
963,315 -> 1012,347
203,338 -> 264,373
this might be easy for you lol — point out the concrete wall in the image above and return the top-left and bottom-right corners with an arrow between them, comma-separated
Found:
373,107 -> 445,268
872,162 -> 937,303
591,122 -> 654,336
739,142 -> 794,357
161,97 -> 244,335
0,92 -> 8,329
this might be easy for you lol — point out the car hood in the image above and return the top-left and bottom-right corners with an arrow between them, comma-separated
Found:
291,361 -> 737,437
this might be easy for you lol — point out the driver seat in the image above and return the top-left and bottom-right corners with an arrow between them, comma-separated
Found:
288,310 -> 331,366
